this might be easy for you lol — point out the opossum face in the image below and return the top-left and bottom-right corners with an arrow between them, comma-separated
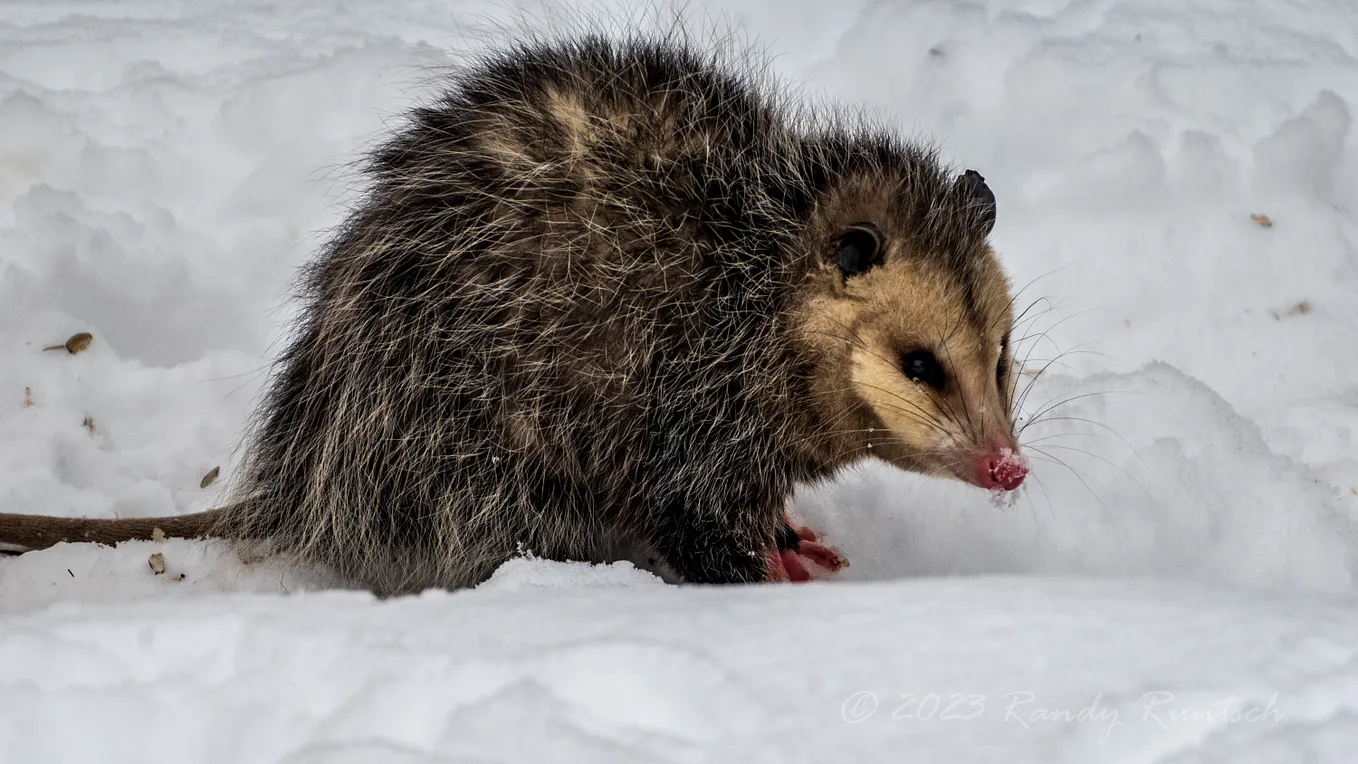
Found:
797,170 -> 1027,492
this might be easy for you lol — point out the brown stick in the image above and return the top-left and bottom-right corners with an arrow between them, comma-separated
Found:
0,508 -> 228,552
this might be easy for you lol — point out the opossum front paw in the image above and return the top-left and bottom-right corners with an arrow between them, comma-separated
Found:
768,521 -> 849,583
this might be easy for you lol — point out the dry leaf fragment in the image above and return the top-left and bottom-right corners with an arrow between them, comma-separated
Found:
148,553 -> 166,575
151,527 -> 166,543
82,416 -> 96,435
24,387 -> 33,407
171,573 -> 186,582
1249,213 -> 1273,228
201,466 -> 220,489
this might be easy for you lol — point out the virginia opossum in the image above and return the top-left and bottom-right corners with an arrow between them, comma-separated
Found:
0,32 -> 1028,594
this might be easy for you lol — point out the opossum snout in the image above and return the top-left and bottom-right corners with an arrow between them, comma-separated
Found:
974,447 -> 1027,491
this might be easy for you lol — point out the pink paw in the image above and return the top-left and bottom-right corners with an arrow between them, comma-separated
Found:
766,522 -> 849,583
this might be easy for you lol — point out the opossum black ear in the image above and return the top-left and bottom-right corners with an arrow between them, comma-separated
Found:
958,169 -> 996,236
837,223 -> 883,278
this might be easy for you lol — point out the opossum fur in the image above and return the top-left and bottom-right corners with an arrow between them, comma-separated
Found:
0,33 -> 1026,594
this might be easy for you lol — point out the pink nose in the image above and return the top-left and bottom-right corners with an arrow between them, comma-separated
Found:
976,449 -> 1027,491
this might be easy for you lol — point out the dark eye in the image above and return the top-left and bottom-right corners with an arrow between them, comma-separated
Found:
837,223 -> 883,278
901,350 -> 946,390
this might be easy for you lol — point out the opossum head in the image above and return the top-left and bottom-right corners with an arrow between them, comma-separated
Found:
796,164 -> 1027,492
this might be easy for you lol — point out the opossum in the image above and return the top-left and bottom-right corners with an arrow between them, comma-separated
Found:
0,32 -> 1028,594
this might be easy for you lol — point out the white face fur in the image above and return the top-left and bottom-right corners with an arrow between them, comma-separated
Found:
797,208 -> 1027,493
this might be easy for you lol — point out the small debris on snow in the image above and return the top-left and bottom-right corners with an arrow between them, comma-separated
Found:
151,527 -> 166,544
1249,213 -> 1274,228
200,466 -> 220,489
1269,301 -> 1312,320
23,387 -> 33,407
148,553 -> 166,575
82,416 -> 96,435
42,332 -> 93,354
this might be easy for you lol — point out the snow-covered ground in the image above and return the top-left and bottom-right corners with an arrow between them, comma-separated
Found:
2,1 -> 1357,761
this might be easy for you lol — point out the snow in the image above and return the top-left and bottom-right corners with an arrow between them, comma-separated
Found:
2,0 -> 1357,761
3,569 -> 1357,762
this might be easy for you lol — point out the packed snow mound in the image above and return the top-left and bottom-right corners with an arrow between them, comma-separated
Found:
3,574 -> 1357,763
796,362 -> 1357,592
3,0 -> 1358,761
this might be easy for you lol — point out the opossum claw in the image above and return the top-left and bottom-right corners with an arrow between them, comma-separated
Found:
798,539 -> 850,573
768,521 -> 849,582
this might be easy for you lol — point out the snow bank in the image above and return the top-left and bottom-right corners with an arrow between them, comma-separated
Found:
3,0 -> 1358,760
2,571 -> 1356,762
796,362 -> 1357,592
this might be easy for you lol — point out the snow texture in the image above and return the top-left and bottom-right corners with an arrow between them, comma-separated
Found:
2,0 -> 1358,761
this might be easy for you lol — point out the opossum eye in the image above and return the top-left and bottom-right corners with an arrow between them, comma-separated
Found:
836,223 -> 883,278
958,169 -> 996,235
901,349 -> 946,390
